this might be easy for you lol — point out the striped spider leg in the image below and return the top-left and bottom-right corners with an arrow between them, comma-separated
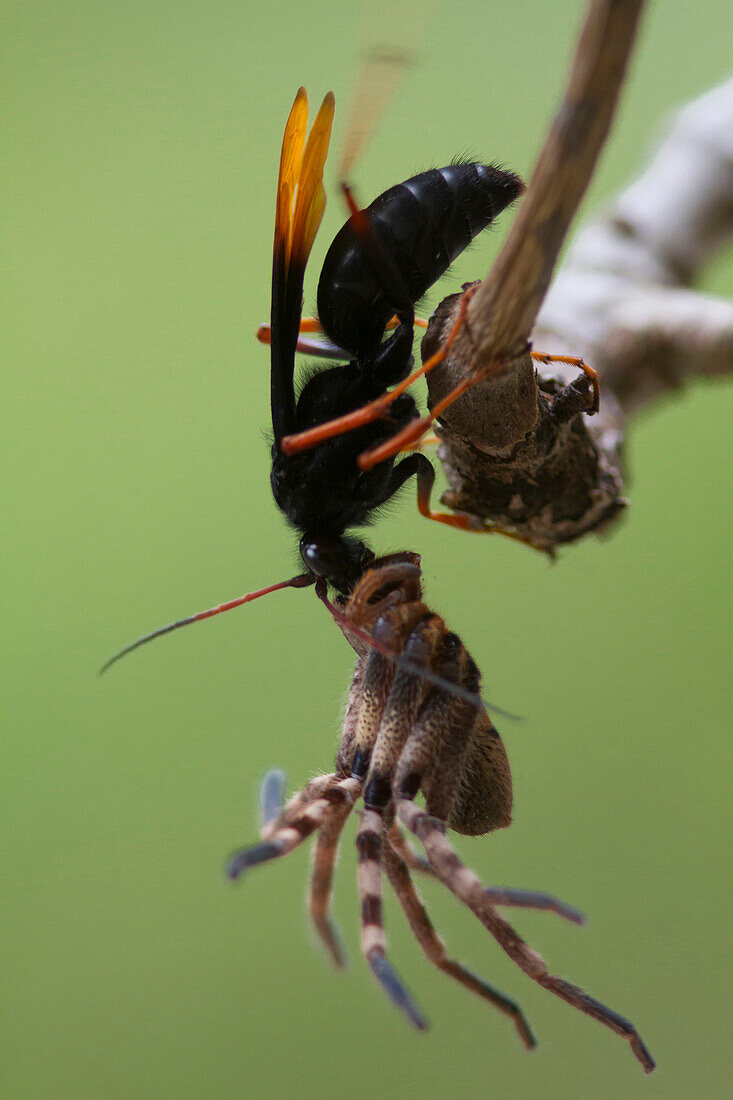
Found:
227,554 -> 654,1073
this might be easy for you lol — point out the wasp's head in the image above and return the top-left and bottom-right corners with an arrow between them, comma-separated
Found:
299,532 -> 374,595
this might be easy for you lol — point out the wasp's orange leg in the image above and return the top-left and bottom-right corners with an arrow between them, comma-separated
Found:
531,352 -> 599,414
358,350 -> 599,470
358,357 -> 500,471
400,432 -> 440,452
379,314 -> 428,332
258,318 -> 345,360
414,455 -> 547,552
296,317 -> 324,333
280,290 -> 476,458
259,314 -> 426,346
258,315 -> 428,365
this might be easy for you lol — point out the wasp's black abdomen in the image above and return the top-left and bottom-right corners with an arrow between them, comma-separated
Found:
317,163 -> 523,359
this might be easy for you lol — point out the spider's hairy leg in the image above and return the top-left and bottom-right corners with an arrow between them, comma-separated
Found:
361,613 -> 440,810
260,772 -> 338,839
258,769 -> 287,831
335,623 -> 396,782
342,598 -> 434,1027
390,631 -> 469,811
393,653 -> 583,925
227,775 -> 358,880
398,800 -> 557,970
387,821 -> 435,879
356,808 -> 427,1031
308,797 -> 355,968
306,660 -> 369,967
336,582 -> 431,785
398,801 -> 655,1073
333,645 -> 368,779
383,843 -> 536,1050
535,974 -> 655,1072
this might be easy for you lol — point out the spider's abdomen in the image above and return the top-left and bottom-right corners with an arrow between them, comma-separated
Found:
442,712 -> 513,836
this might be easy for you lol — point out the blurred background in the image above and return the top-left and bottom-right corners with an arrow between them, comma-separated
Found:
3,2 -> 732,1097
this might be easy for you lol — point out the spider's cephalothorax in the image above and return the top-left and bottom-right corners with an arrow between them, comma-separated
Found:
228,553 -> 655,1073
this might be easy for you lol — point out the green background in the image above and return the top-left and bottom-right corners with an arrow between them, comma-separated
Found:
3,2 -> 732,1097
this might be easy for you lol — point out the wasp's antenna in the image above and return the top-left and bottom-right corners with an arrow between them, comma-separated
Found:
315,579 -> 520,720
338,46 -> 414,182
338,0 -> 438,182
100,573 -> 314,675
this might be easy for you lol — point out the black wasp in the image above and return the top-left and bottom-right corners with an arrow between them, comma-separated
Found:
265,87 -> 523,594
101,87 -> 522,671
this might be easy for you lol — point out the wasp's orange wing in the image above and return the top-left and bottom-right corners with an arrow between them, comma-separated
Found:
275,88 -> 308,274
270,89 -> 335,441
291,92 -> 334,269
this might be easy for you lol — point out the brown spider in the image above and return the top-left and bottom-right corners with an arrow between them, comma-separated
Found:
227,553 -> 655,1073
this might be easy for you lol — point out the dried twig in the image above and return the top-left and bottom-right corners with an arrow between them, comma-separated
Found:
535,76 -> 733,414
425,0 -> 647,550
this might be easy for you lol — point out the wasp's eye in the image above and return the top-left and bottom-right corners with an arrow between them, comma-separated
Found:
299,535 -> 370,592
300,539 -> 340,577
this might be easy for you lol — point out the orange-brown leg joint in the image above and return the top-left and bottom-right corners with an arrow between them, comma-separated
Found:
259,316 -> 425,349
354,289 -> 480,470
281,290 -> 475,458
415,459 -> 549,551
416,468 -> 474,532
531,352 -> 599,414
400,433 -> 440,452
257,316 -> 325,346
